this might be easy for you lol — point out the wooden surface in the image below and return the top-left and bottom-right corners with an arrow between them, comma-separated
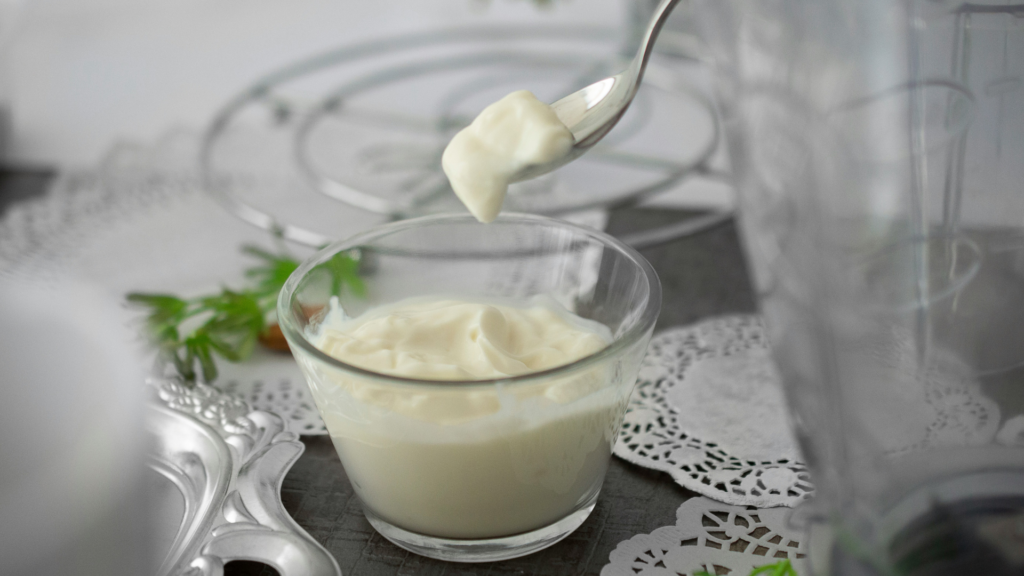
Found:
229,209 -> 759,576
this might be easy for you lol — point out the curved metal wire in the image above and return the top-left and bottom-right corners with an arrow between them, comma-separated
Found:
199,25 -> 735,249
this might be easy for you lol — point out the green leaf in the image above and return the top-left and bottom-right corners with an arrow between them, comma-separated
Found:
183,330 -> 217,382
126,292 -> 191,325
694,561 -> 797,576
242,244 -> 300,301
198,289 -> 264,362
750,560 -> 796,576
126,292 -> 186,308
195,336 -> 219,382
173,343 -> 196,382
319,252 -> 365,297
127,243 -> 364,383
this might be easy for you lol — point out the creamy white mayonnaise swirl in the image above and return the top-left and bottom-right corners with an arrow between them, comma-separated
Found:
441,90 -> 574,223
315,296 -> 609,380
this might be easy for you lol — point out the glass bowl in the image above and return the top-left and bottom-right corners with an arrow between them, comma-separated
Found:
277,213 -> 660,562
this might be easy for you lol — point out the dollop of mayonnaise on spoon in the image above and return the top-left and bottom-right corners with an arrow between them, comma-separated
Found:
441,90 -> 574,223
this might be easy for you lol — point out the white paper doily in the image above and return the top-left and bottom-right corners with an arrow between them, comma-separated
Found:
615,316 -> 814,508
851,328 -> 1002,455
997,415 -> 1024,447
214,349 -> 328,435
601,496 -> 807,576
616,315 -> 1006,509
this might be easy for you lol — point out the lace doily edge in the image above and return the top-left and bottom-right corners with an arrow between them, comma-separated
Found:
612,446 -> 809,508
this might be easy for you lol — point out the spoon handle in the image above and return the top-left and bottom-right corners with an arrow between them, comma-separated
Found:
632,0 -> 685,89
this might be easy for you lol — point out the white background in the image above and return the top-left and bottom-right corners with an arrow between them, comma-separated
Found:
4,0 -> 624,168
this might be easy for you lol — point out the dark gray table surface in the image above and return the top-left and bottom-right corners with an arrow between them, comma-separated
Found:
0,167 -> 56,215
0,175 -> 757,576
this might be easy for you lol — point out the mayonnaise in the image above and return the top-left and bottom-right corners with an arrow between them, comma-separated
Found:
441,90 -> 574,223
299,296 -> 631,539
315,296 -> 609,380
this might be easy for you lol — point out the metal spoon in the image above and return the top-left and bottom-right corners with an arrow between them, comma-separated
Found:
510,0 -> 684,183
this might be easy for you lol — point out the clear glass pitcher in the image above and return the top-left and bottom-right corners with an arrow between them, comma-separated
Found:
684,0 -> 1024,573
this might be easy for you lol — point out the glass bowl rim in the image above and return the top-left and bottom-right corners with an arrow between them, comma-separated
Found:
277,212 -> 661,389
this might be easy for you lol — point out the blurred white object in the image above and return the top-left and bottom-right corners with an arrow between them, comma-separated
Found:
6,0 -> 621,167
0,276 -> 148,576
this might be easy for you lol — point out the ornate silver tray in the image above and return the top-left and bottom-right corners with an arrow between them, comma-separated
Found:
147,379 -> 341,576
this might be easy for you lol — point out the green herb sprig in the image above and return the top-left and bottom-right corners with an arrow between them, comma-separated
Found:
128,245 -> 363,383
695,560 -> 797,576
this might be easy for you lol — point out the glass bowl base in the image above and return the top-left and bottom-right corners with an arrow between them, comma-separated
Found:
363,495 -> 599,563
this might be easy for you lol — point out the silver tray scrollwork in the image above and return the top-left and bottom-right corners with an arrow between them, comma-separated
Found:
148,378 -> 341,576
